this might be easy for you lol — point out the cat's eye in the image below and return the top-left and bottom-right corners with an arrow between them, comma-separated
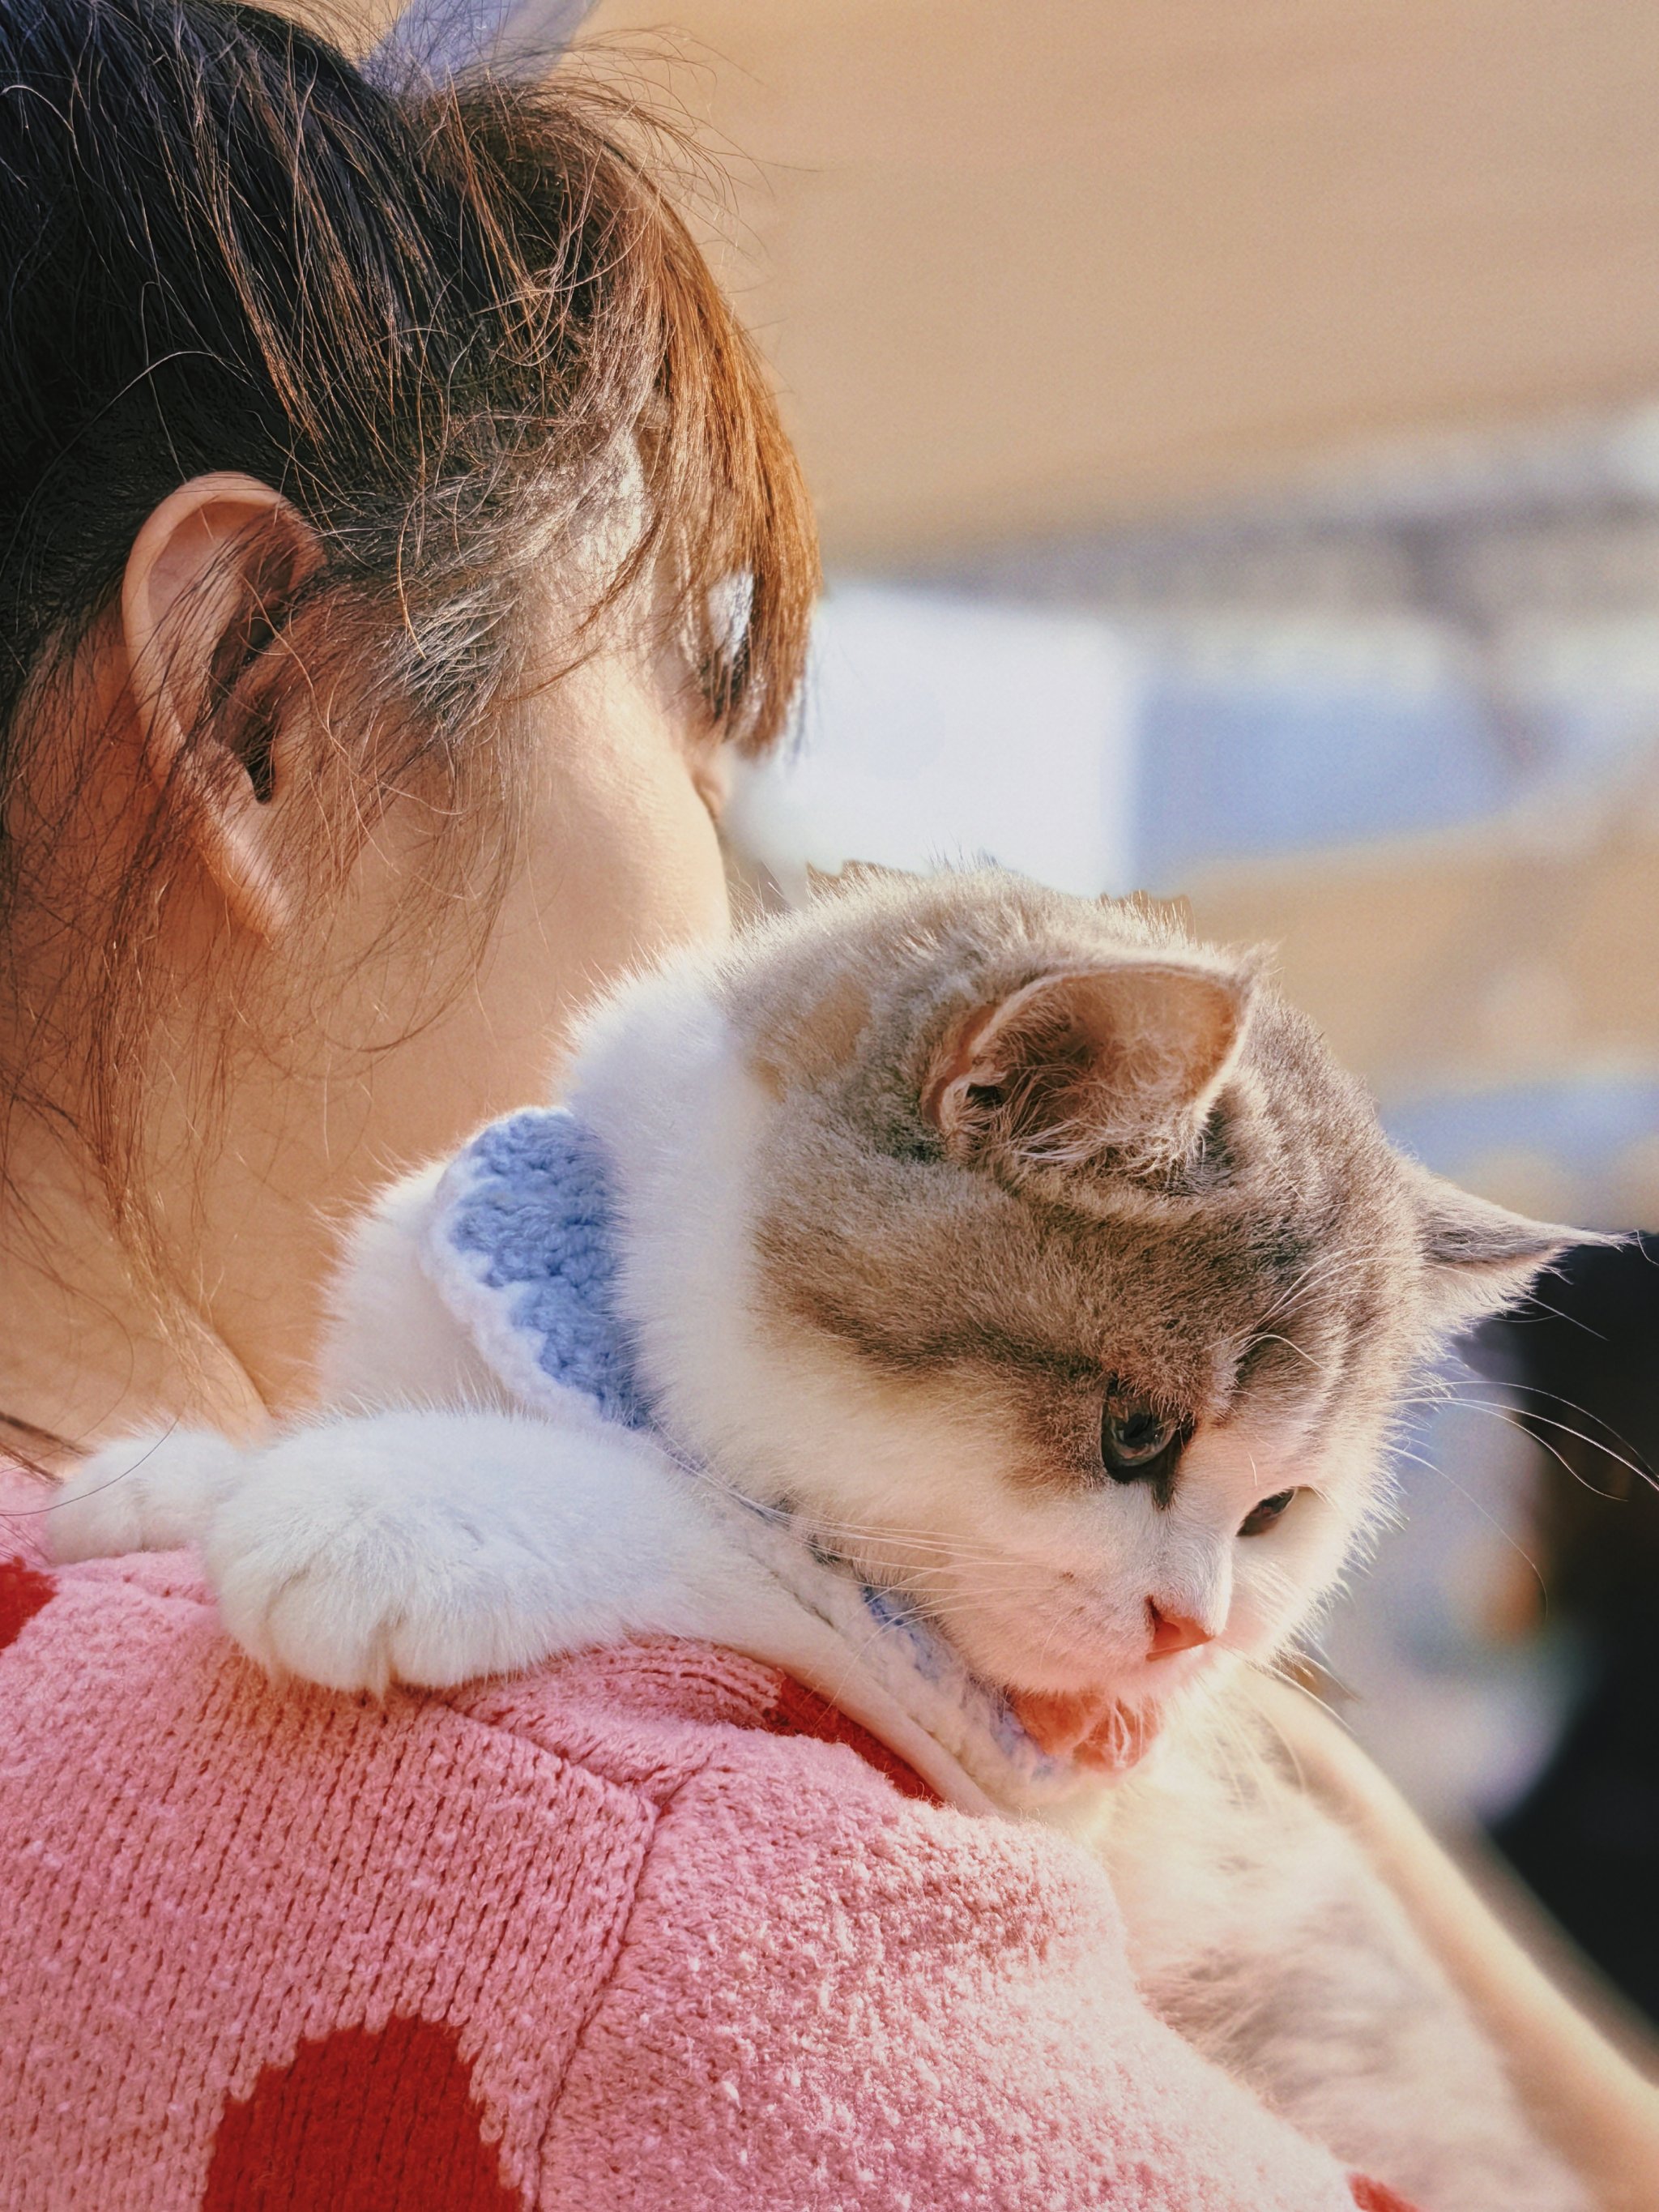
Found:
1099,1392 -> 1188,1484
1238,1488 -> 1298,1537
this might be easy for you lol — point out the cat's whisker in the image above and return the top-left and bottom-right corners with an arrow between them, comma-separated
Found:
823,1535 -> 1044,1575
662,1468 -> 998,1557
1252,1660 -> 1352,1776
907,1599 -> 1066,1631
1444,1375 -> 1634,1429
1256,1270 -> 1340,1329
894,1581 -> 1068,1612
1396,1392 -> 1655,1496
1446,1409 -> 1650,1519
812,1524 -> 1042,1569
1429,1372 -> 1651,1459
1254,1249 -> 1358,1328
921,1559 -> 1057,1586
643,1450 -> 1030,1562
821,1529 -> 1023,1561
895,1584 -> 1081,1626
1249,1332 -> 1336,1380
1388,1440 -> 1552,1602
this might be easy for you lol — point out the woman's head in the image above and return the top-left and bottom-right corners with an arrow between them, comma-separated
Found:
0,0 -> 816,1433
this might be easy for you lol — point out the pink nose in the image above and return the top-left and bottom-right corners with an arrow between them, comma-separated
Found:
1145,1600 -> 1215,1658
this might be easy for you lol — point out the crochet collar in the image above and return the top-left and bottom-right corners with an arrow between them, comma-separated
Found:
420,1107 -> 1103,1824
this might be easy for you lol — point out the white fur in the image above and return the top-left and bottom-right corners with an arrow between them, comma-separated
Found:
1107,1716 -> 1589,2212
313,1165 -> 516,1417
49,946 -> 1589,2212
53,1398 -> 740,1692
573,963 -> 1366,1720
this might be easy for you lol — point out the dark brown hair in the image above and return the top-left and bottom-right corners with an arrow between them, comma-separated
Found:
0,0 -> 817,1284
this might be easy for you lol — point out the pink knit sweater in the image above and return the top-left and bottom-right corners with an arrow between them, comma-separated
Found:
0,1479 -> 1414,2211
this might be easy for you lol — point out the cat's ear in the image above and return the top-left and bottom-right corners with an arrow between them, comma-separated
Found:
921,956 -> 1255,1165
1413,1170 -> 1590,1328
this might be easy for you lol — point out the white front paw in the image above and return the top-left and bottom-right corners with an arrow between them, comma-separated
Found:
203,1421 -> 582,1695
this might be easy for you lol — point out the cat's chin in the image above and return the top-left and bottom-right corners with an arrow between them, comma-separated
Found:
1007,1685 -> 1165,1775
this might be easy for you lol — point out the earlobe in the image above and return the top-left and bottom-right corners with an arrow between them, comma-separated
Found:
121,472 -> 321,941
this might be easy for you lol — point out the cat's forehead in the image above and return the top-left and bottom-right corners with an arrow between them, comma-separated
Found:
736,869 -> 1426,1411
761,1114 -> 1410,1401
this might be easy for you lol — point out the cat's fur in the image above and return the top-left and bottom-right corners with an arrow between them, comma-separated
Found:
55,867 -> 1592,2211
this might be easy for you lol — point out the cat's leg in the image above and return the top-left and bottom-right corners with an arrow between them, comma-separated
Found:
51,1403 -> 747,1695
1105,1719 -> 1592,2212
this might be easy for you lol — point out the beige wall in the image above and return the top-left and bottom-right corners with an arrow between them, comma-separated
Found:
1184,801 -> 1659,1200
296,0 -> 400,53
579,1 -> 1659,563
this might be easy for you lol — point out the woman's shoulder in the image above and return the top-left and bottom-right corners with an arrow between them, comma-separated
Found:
0,1506 -> 933,2206
0,1503 -> 1375,2211
1,1467 -> 934,1822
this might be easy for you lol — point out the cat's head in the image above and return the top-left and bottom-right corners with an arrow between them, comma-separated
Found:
580,866 -> 1575,1772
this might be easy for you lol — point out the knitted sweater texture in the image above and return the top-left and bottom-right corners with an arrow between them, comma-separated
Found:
0,1480 -> 1414,2212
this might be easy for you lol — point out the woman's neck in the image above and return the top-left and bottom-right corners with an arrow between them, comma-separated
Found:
0,1113 -> 273,1471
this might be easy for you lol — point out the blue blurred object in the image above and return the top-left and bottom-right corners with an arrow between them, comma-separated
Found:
1385,1077 -> 1659,1200
371,0 -> 592,83
1133,643 -> 1506,882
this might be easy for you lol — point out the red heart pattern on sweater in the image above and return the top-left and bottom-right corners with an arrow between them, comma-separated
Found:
0,1553 -> 54,1651
202,2014 -> 524,2211
1349,2177 -> 1424,2211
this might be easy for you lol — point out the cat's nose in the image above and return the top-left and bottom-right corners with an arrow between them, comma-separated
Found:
1145,1599 -> 1215,1658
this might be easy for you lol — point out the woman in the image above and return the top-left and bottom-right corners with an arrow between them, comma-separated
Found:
0,3 -> 1652,2206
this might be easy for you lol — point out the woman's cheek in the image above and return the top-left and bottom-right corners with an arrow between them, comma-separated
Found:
538,661 -> 733,976
384,657 -> 732,1153
553,749 -> 730,975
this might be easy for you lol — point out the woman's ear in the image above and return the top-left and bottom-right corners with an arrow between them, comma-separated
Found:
121,472 -> 323,939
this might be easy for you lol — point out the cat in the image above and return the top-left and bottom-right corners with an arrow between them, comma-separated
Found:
53,865 -> 1592,2212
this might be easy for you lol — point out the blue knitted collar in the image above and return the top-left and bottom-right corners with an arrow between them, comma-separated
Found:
429,1108 -> 654,1433
423,1106 -> 1079,1809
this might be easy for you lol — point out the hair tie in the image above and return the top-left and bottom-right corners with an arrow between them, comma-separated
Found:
371,0 -> 596,86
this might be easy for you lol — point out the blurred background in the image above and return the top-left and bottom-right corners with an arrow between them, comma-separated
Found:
361,0 -> 1659,2027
